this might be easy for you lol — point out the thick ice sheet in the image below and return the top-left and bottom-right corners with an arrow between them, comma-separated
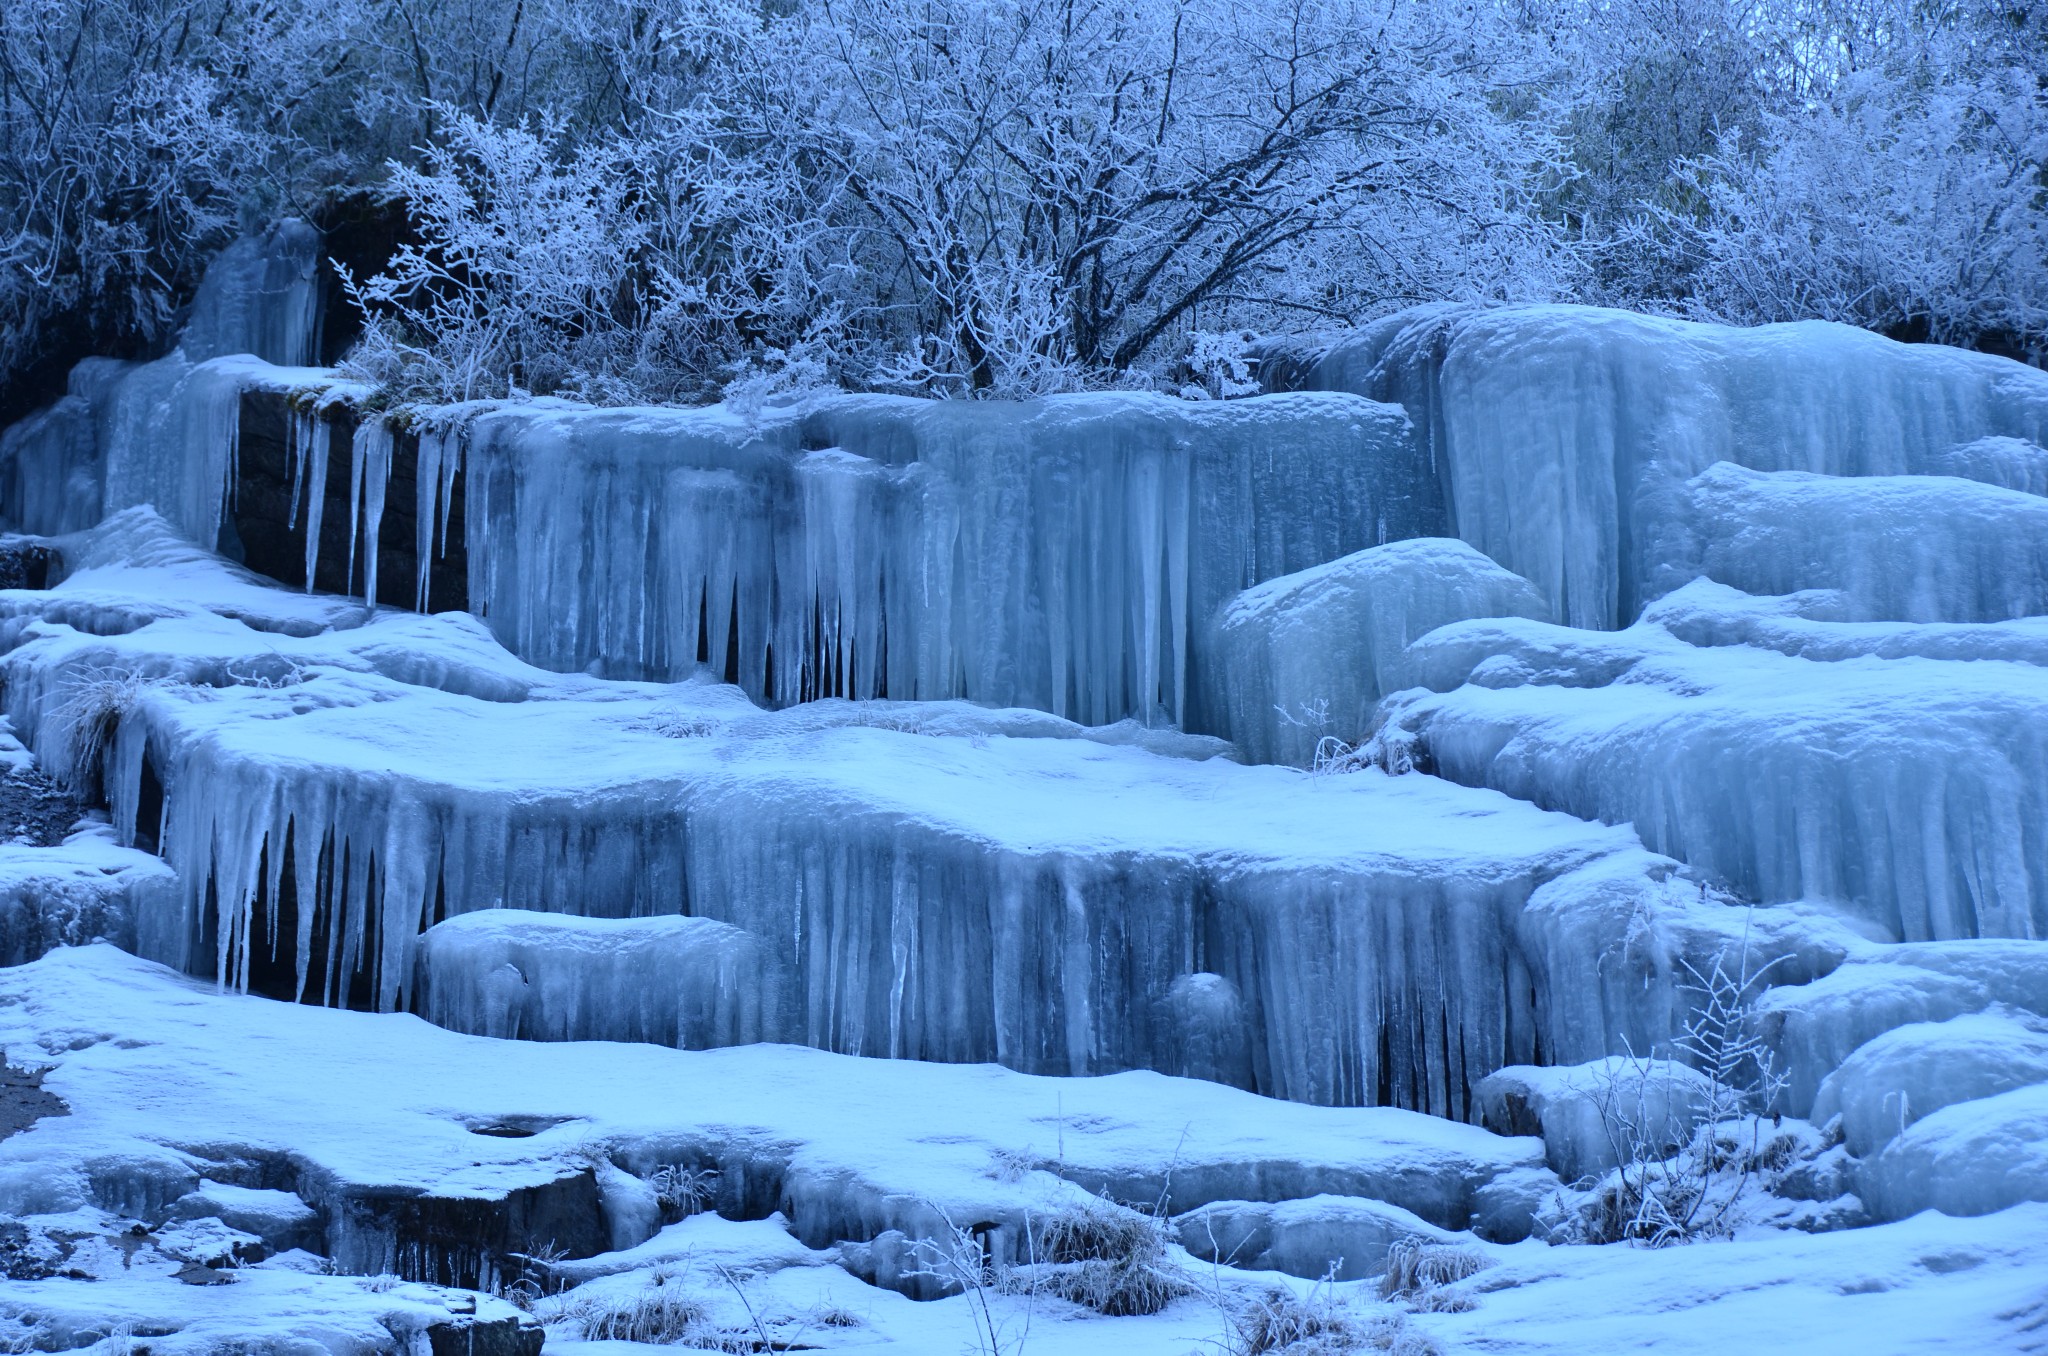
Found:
458,388 -> 1427,724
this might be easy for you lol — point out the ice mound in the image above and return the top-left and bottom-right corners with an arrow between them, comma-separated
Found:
1670,462 -> 2048,622
1919,434 -> 2048,495
1811,1012 -> 2048,1157
416,909 -> 780,1047
1861,1084 -> 2048,1220
1757,940 -> 2048,1114
1475,1059 -> 1718,1183
1378,585 -> 2048,940
1174,1194 -> 1454,1281
1265,304 -> 2048,627
1206,537 -> 1547,765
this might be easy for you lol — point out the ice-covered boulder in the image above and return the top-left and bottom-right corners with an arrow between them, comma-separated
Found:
1860,1083 -> 2048,1219
1756,941 -> 2048,1114
1173,1194 -> 1454,1281
1379,587 -> 2048,941
1474,1059 -> 1717,1183
1810,1011 -> 2048,1157
1205,537 -> 1547,765
1669,462 -> 2048,622
1266,305 -> 2048,628
415,910 -> 782,1047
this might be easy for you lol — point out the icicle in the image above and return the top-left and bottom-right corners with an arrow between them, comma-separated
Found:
301,415 -> 332,593
347,416 -> 394,606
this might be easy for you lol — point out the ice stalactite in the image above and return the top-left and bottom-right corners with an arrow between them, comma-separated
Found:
288,404 -> 333,592
347,416 -> 394,606
414,425 -> 465,612
1264,305 -> 2048,628
1207,537 -> 1549,765
458,390 -> 1429,726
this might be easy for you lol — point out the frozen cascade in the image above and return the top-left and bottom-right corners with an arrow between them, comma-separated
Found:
0,392 -> 102,535
415,910 -> 780,1047
1669,462 -> 2048,623
1378,582 -> 2048,940
456,390 -> 1429,725
0,519 -> 1673,1115
2,223 -> 332,542
1207,537 -> 1549,765
177,219 -> 325,368
1263,305 -> 2048,628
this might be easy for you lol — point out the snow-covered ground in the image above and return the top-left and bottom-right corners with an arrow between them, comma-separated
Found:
0,946 -> 2041,1355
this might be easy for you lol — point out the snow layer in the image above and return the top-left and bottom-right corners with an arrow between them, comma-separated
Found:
0,946 -> 1541,1269
1672,462 -> 2048,622
1379,580 -> 2048,940
1268,304 -> 2048,627
1206,537 -> 1547,765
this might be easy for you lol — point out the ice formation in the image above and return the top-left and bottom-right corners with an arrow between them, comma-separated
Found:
1378,582 -> 2048,941
1671,462 -> 2048,622
415,909 -> 780,1047
1265,305 -> 2048,627
1810,1011 -> 2048,1157
0,513 -> 1661,1115
8,249 -> 2048,1344
455,390 -> 1427,722
1206,537 -> 1548,765
176,220 -> 325,369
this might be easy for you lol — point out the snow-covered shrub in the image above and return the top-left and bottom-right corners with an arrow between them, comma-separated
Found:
1378,1240 -> 1489,1310
1552,945 -> 1793,1246
339,109 -> 653,405
1027,1198 -> 1192,1317
1673,64 -> 2048,358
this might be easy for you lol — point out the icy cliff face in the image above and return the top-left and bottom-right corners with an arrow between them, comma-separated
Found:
1266,305 -> 2048,628
457,390 -> 1428,724
0,512 -> 1688,1117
